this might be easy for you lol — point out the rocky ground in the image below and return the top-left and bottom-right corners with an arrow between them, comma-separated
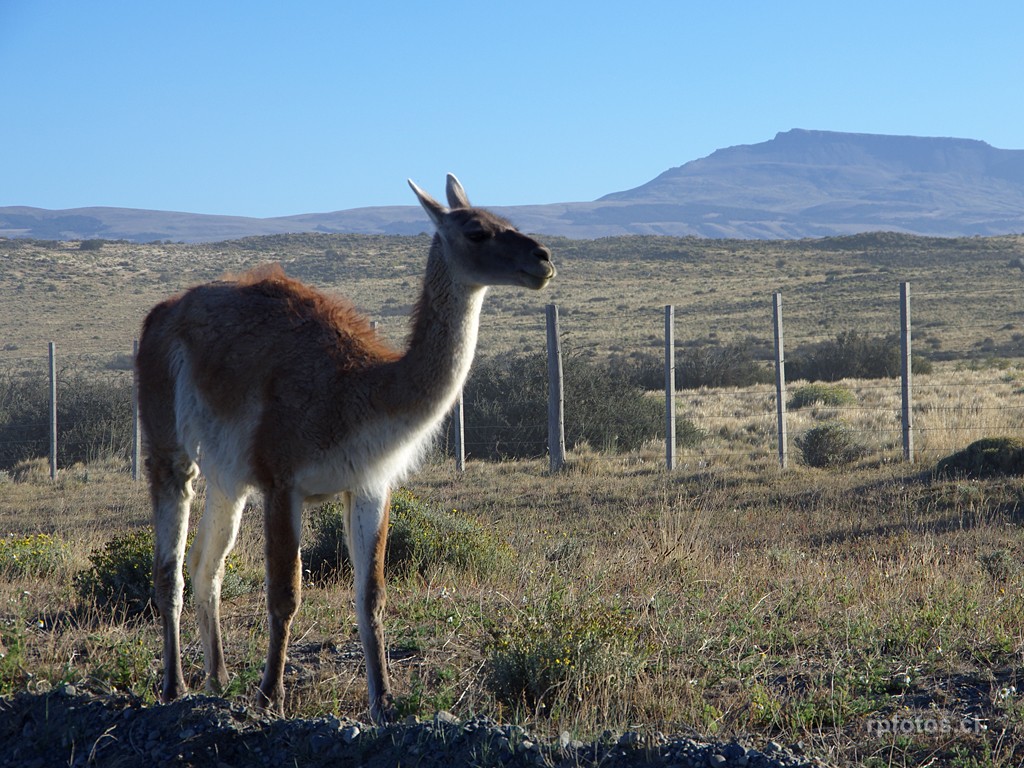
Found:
0,686 -> 828,768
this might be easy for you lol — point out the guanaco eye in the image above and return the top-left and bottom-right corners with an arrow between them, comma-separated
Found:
464,230 -> 490,243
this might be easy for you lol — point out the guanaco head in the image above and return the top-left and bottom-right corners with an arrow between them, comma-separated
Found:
408,174 -> 555,291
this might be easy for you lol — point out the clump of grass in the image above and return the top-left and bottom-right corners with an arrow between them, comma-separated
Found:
73,529 -> 253,618
483,582 -> 647,720
0,533 -> 70,578
89,632 -> 159,697
304,489 -> 511,583
978,549 -> 1021,583
795,421 -> 866,468
788,382 -> 856,409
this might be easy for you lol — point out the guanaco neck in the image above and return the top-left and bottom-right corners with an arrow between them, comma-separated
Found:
380,235 -> 486,421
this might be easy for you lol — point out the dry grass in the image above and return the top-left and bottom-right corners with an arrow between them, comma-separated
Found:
2,366 -> 1024,765
3,233 -> 1024,379
3,233 -> 1024,764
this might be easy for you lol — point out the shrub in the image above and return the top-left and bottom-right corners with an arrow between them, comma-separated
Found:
795,421 -> 865,468
788,330 -> 932,381
484,583 -> 646,718
0,533 -> 70,578
74,529 -> 252,618
74,530 -> 157,617
788,383 -> 856,410
936,437 -> 1024,478
450,351 -> 674,460
676,342 -> 773,389
304,490 -> 511,583
0,372 -> 133,470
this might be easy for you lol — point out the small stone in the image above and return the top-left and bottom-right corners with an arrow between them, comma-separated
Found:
766,740 -> 783,753
722,742 -> 747,760
708,754 -> 727,767
618,731 -> 643,748
340,725 -> 360,744
309,732 -> 333,754
435,710 -> 459,726
558,731 -> 572,749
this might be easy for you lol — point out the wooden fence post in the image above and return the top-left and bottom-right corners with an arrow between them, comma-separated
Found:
900,282 -> 914,462
453,390 -> 466,472
773,293 -> 788,469
546,304 -> 566,472
48,341 -> 57,481
665,305 -> 676,470
132,339 -> 142,481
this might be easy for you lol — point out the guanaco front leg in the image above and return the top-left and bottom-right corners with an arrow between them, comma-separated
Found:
346,490 -> 393,724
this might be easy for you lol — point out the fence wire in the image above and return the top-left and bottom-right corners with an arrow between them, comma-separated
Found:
2,284 -> 1023,475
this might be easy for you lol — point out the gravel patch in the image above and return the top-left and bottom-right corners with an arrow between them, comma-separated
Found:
0,686 -> 829,767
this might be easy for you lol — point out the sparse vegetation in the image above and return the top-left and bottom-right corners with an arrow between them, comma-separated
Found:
3,232 -> 1024,765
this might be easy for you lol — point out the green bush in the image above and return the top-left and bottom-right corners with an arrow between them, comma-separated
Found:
0,372 -> 133,470
936,437 -> 1024,478
304,490 -> 511,583
74,530 -> 157,617
484,584 -> 646,718
74,529 -> 252,618
788,383 -> 856,409
795,421 -> 865,468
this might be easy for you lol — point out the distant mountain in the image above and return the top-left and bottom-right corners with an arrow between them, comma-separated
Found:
3,130 -> 1023,242
593,129 -> 1024,238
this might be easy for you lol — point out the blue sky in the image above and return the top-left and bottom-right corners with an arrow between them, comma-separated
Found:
2,1 -> 1021,217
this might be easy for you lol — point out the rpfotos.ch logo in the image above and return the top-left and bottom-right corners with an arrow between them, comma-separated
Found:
867,715 -> 987,736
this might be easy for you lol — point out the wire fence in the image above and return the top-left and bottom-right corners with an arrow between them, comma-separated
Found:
2,281 -> 1023,477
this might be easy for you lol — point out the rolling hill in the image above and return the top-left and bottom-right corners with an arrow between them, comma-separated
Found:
3,129 -> 1023,242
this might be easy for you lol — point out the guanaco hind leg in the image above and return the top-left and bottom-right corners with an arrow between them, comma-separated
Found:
346,490 -> 393,723
150,453 -> 197,703
258,485 -> 303,714
187,482 -> 247,694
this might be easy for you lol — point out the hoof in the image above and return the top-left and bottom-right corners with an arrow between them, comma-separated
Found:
371,693 -> 396,725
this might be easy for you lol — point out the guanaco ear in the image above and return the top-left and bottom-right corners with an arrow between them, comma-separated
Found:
408,179 -> 446,228
445,174 -> 471,209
